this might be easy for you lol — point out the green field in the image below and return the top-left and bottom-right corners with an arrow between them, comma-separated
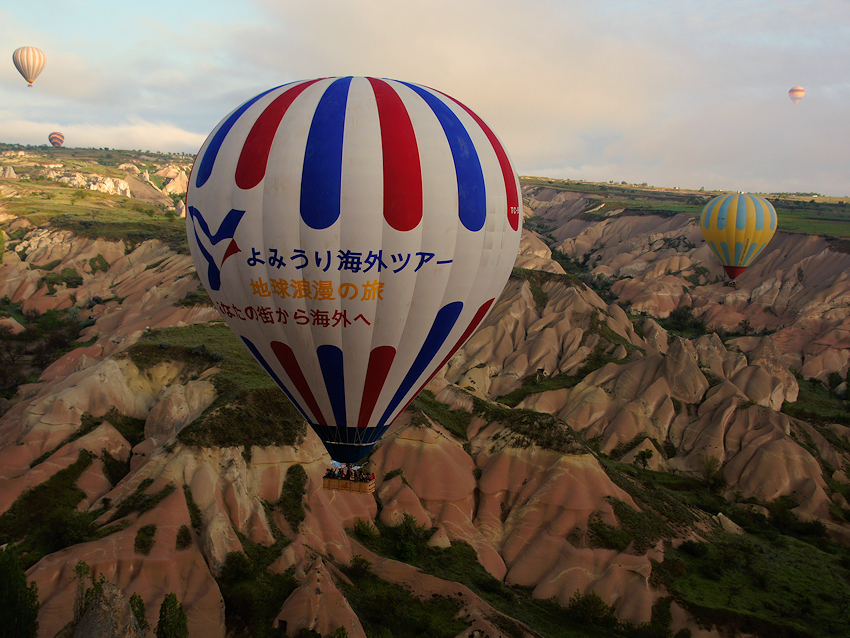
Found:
521,176 -> 850,239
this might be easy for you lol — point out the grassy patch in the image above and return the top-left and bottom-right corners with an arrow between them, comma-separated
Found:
410,389 -> 472,439
107,479 -> 176,523
0,450 -> 117,567
275,464 -> 308,531
121,323 -> 309,451
348,515 -> 675,637
654,533 -> 850,637
473,398 -> 584,453
173,285 -> 213,307
783,375 -> 850,426
183,484 -> 203,532
216,538 -> 297,637
337,557 -> 468,638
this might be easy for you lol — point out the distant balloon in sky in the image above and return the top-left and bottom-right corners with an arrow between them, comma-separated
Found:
700,193 -> 777,281
48,132 -> 64,147
12,47 -> 45,87
186,77 -> 522,463
788,86 -> 805,104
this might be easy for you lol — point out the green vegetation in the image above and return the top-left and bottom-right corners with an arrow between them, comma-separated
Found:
216,541 -> 299,637
106,479 -> 176,523
338,556 -> 468,638
175,525 -> 192,550
0,300 -> 95,398
119,323 -> 308,452
30,408 -> 144,468
0,450 -> 118,567
155,593 -> 189,638
348,514 -> 681,637
173,285 -> 213,308
275,464 -> 308,531
183,485 -> 202,532
519,176 -> 850,239
410,389 -> 472,439
783,373 -> 850,426
0,546 -> 40,638
130,592 -> 150,632
134,524 -> 157,555
655,533 -> 850,637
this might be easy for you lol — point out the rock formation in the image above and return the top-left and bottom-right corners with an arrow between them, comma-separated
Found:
0,182 -> 846,637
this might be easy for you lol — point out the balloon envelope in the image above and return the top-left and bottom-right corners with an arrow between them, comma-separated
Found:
12,47 -> 45,86
48,132 -> 64,147
788,86 -> 805,104
700,193 -> 777,280
187,77 -> 522,463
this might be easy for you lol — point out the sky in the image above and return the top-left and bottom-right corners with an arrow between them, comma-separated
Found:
3,0 -> 850,195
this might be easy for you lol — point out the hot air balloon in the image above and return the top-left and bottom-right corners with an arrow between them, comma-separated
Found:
12,47 -> 45,87
187,77 -> 522,466
48,132 -> 64,147
700,193 -> 777,281
788,86 -> 805,104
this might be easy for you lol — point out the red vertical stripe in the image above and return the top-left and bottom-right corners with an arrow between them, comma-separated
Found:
357,345 -> 396,428
235,79 -> 322,190
270,341 -> 328,425
368,78 -> 423,232
441,92 -> 521,231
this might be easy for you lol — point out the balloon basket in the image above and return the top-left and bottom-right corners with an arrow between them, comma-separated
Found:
323,477 -> 376,494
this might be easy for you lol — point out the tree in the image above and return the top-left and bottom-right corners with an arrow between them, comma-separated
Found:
155,593 -> 189,638
0,546 -> 40,638
634,448 -> 654,469
701,455 -> 727,493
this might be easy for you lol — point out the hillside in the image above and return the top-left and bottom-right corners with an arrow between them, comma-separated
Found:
0,147 -> 849,638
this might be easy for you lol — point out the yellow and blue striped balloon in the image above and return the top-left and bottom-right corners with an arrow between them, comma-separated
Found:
700,193 -> 777,280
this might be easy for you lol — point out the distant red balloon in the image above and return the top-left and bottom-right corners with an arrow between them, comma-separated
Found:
788,86 -> 805,105
48,132 -> 64,147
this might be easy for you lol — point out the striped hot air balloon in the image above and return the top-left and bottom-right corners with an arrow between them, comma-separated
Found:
48,132 -> 64,147
12,47 -> 45,87
187,77 -> 522,463
700,193 -> 777,281
789,86 -> 805,104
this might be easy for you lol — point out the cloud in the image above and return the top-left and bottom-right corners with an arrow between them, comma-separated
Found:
1,0 -> 849,194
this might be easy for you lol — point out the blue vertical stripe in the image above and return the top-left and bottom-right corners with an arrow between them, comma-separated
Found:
195,85 -> 283,188
735,195 -> 748,230
317,344 -> 346,428
721,242 -> 732,266
378,301 -> 464,426
769,200 -> 777,230
717,196 -> 732,230
752,197 -> 765,230
240,336 -> 312,423
734,242 -> 744,266
742,242 -> 758,266
401,82 -> 486,232
300,77 -> 352,230
708,241 -> 724,264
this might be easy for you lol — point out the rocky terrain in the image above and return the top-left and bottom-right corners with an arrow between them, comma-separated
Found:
1,151 -> 849,638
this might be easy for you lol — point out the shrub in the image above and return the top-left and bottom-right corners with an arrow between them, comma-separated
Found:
129,593 -> 150,632
277,464 -> 307,531
567,589 -> 617,628
155,593 -> 189,638
175,525 -> 192,550
134,524 -> 157,555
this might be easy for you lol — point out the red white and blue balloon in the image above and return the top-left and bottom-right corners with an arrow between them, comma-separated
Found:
187,77 -> 522,463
